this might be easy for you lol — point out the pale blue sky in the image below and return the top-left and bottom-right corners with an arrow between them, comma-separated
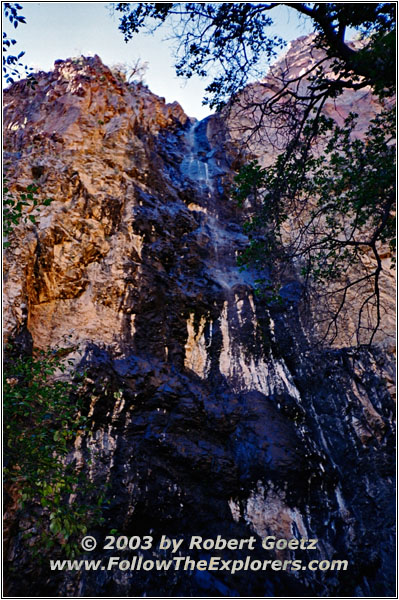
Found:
5,2 -> 315,119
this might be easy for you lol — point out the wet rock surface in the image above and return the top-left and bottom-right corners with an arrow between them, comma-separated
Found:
3,51 -> 395,597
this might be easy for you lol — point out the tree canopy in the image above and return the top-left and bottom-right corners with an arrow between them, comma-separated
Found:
115,2 -> 395,107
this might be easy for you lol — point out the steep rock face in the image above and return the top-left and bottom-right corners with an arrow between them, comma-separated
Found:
3,49 -> 395,597
4,55 -> 189,351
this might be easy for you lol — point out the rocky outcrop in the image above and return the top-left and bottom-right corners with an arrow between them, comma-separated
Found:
3,46 -> 395,597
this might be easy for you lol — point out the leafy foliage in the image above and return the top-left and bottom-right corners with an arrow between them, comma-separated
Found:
234,107 -> 395,344
4,346 -> 104,558
115,3 -> 395,108
3,180 -> 54,246
2,3 -> 36,86
309,3 -> 396,98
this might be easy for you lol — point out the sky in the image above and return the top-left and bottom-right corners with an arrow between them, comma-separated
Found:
4,2 -> 316,119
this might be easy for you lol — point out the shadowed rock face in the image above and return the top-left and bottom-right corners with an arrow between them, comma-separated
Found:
3,50 -> 395,597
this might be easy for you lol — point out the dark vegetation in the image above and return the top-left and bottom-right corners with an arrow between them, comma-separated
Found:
4,346 -> 104,558
2,2 -> 36,85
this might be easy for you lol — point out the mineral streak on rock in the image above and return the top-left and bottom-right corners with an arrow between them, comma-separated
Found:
3,46 -> 395,597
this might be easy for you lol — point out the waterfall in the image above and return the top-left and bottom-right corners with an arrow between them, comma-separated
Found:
181,117 -> 253,290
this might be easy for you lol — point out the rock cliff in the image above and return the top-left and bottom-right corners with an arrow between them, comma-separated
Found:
3,44 -> 395,597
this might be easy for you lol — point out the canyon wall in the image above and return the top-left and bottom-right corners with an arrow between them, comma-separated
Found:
3,45 -> 395,597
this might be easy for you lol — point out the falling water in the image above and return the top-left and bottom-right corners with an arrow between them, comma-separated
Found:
181,118 -> 253,290
181,119 -> 215,195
